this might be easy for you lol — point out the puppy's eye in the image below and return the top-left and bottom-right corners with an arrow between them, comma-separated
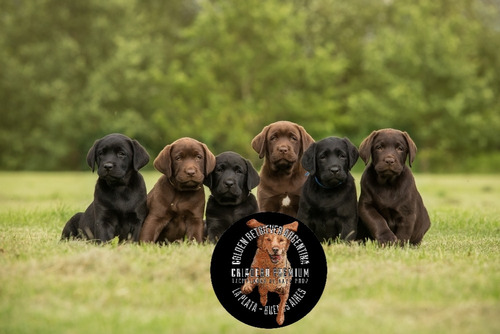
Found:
117,152 -> 127,158
290,135 -> 298,141
235,167 -> 243,174
397,146 -> 405,152
266,237 -> 272,242
319,154 -> 326,160
270,135 -> 277,141
196,154 -> 203,160
339,153 -> 347,159
175,156 -> 182,161
216,166 -> 224,173
375,145 -> 383,151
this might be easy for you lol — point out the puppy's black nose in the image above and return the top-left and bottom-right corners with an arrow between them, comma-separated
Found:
103,163 -> 113,171
224,180 -> 234,188
272,247 -> 279,254
330,166 -> 340,174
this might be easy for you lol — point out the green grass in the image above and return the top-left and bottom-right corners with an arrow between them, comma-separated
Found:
0,172 -> 499,334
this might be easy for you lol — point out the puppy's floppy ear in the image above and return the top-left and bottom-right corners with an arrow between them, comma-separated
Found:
203,173 -> 213,189
251,125 -> 270,159
245,158 -> 260,190
301,142 -> 316,175
343,137 -> 359,170
153,144 -> 173,178
359,130 -> 378,165
283,221 -> 299,233
203,166 -> 214,189
401,131 -> 417,167
201,142 -> 216,176
296,124 -> 314,157
86,139 -> 101,173
246,219 -> 265,229
131,139 -> 150,171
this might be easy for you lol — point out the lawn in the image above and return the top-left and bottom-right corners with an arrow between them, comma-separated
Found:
0,172 -> 499,334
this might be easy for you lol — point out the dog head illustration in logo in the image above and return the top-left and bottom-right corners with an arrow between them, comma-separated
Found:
241,219 -> 299,325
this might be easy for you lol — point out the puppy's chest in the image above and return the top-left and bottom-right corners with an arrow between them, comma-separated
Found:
166,192 -> 204,214
371,186 -> 407,207
101,190 -> 144,211
308,188 -> 351,207
256,259 -> 292,291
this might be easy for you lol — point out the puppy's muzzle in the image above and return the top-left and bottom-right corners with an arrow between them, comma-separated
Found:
330,166 -> 341,175
269,247 -> 282,263
185,167 -> 196,177
384,156 -> 395,166
224,179 -> 235,189
278,145 -> 289,154
103,162 -> 114,171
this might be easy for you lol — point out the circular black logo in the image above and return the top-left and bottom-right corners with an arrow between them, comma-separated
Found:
210,212 -> 327,328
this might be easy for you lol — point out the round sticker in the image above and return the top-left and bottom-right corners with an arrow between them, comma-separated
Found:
210,212 -> 327,328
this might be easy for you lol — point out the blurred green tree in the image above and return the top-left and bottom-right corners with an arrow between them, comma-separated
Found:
0,0 -> 498,171
347,0 -> 500,170
152,0 -> 349,162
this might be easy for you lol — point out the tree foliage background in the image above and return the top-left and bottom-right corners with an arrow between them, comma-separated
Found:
1,0 -> 499,172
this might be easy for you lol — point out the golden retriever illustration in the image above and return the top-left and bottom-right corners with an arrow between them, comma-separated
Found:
241,219 -> 299,325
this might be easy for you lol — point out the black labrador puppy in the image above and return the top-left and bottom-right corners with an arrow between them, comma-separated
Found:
204,151 -> 260,242
61,133 -> 150,242
297,137 -> 359,242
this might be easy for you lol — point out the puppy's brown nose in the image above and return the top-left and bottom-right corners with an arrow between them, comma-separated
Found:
186,168 -> 196,176
278,146 -> 288,154
385,157 -> 395,165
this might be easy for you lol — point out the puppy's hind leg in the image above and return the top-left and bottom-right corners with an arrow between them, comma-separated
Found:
258,286 -> 269,307
61,213 -> 83,240
276,292 -> 289,325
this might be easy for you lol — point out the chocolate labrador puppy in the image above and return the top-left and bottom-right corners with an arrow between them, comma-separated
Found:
140,137 -> 215,243
297,137 -> 359,242
61,133 -> 150,242
251,121 -> 314,217
358,129 -> 431,245
204,151 -> 260,242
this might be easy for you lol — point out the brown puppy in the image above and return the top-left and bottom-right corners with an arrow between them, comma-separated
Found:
358,129 -> 431,245
252,121 -> 314,217
241,219 -> 299,326
140,137 -> 215,243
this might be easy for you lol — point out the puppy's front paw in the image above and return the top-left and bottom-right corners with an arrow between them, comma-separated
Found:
377,230 -> 397,245
241,282 -> 254,295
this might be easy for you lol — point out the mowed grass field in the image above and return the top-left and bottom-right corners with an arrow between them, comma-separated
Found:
0,172 -> 499,334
